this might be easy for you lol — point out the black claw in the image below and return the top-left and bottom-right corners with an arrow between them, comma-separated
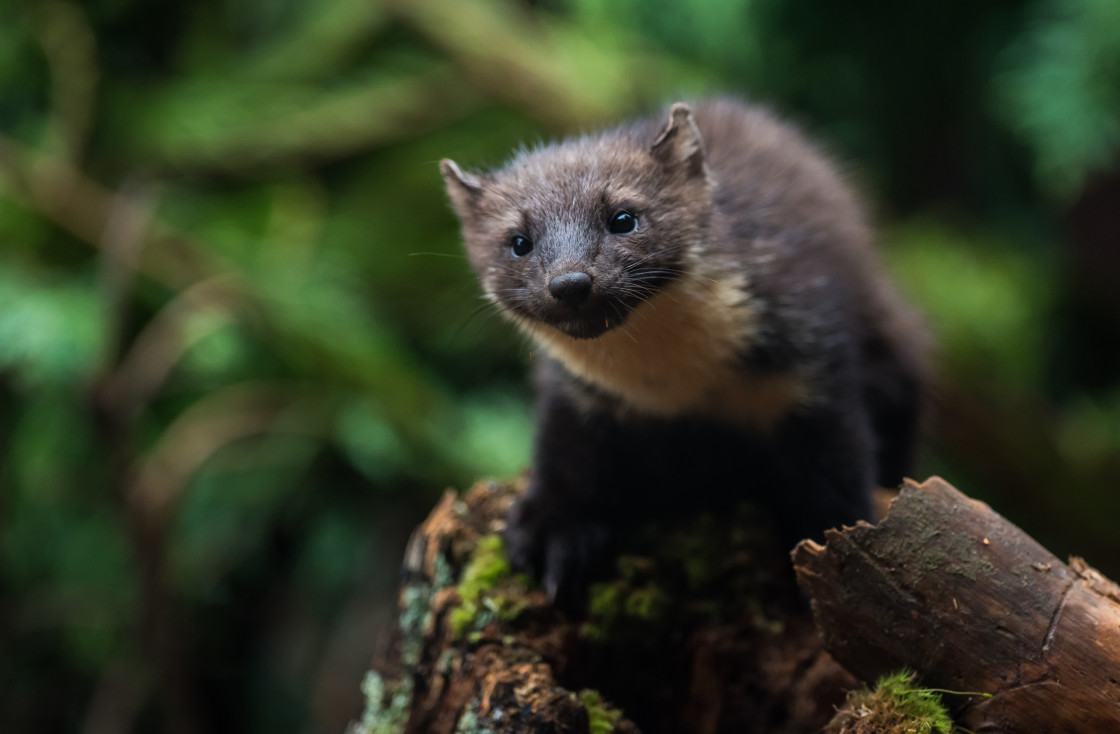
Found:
504,493 -> 611,614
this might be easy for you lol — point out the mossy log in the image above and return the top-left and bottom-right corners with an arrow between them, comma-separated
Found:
352,479 -> 855,734
793,476 -> 1120,733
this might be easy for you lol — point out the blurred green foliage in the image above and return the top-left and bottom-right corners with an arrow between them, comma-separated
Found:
1,0 -> 1118,733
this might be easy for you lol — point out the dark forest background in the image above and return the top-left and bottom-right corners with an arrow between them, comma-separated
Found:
2,0 -> 1119,732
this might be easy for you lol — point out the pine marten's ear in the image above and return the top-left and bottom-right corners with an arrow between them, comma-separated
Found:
440,159 -> 485,218
650,103 -> 708,180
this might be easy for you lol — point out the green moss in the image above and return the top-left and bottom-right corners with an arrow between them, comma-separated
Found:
661,514 -> 721,588
582,582 -> 624,640
623,585 -> 668,620
454,698 -> 498,734
615,554 -> 656,580
583,575 -> 668,641
349,671 -> 412,734
579,689 -> 623,734
582,501 -> 776,641
588,581 -> 624,619
832,670 -> 957,734
877,671 -> 953,732
449,534 -> 526,639
398,585 -> 431,667
747,602 -> 785,637
434,552 -> 456,590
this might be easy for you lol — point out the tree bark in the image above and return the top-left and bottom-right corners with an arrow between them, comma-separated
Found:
793,476 -> 1120,733
353,475 -> 1120,733
353,479 -> 854,734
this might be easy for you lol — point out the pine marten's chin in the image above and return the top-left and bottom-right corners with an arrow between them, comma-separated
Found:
532,297 -> 631,340
542,310 -> 625,340
550,319 -> 614,340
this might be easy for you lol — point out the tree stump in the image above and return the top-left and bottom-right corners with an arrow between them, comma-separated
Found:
351,476 -> 1120,733
352,478 -> 853,734
793,476 -> 1120,733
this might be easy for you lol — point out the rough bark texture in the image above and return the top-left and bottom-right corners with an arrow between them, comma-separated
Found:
353,478 -> 854,734
353,474 -> 1120,734
793,476 -> 1120,734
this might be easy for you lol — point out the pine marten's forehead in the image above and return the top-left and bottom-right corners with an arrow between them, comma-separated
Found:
504,135 -> 650,181
494,137 -> 657,208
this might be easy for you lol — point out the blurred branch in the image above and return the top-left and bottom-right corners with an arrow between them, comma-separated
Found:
32,0 -> 99,164
97,177 -> 157,370
0,136 -> 229,290
240,0 -> 390,83
0,136 -> 457,465
97,274 -> 245,423
79,656 -> 148,734
129,66 -> 484,173
125,380 -> 330,535
382,0 -> 682,128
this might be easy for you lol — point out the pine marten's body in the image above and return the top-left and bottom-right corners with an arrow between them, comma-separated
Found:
441,99 -> 928,604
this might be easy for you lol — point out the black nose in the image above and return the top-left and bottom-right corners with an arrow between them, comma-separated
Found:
548,271 -> 593,306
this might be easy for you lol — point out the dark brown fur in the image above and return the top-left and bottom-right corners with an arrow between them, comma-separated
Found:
442,98 -> 928,606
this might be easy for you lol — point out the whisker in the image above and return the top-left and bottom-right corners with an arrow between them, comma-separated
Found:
449,299 -> 506,346
609,302 -> 638,344
409,251 -> 468,259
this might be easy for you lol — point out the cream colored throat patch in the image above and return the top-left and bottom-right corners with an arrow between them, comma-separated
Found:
526,256 -> 807,429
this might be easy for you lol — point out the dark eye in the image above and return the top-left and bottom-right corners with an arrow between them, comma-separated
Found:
608,211 -> 637,235
510,235 -> 533,257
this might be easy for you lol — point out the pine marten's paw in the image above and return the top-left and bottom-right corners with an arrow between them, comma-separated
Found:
504,492 -> 611,613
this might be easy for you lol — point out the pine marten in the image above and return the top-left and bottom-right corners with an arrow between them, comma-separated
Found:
441,98 -> 928,605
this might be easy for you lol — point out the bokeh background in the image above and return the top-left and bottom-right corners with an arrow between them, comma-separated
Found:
2,0 -> 1119,732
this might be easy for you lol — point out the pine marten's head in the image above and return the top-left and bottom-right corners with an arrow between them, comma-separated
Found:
442,103 -> 714,340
